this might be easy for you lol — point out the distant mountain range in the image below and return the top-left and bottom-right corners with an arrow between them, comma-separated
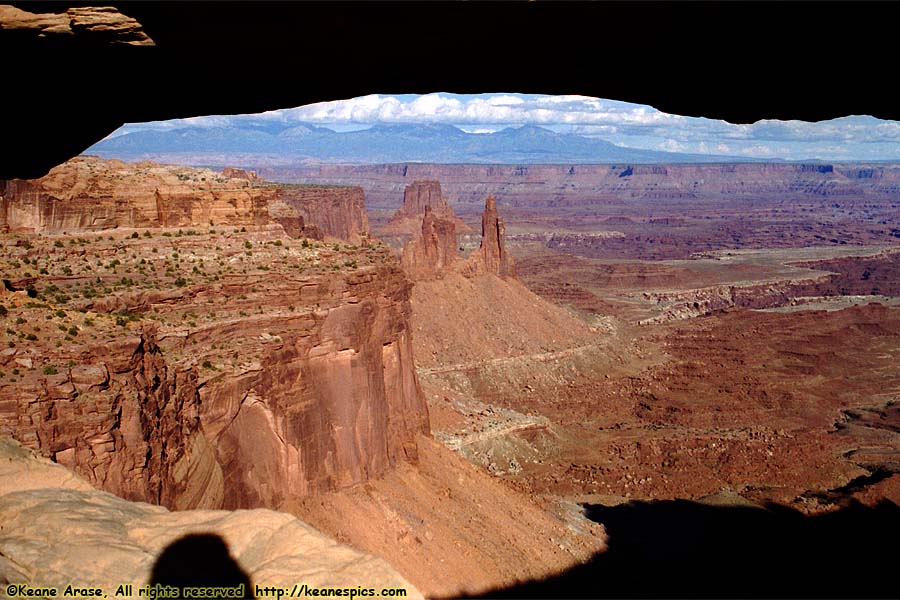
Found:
88,120 -> 762,165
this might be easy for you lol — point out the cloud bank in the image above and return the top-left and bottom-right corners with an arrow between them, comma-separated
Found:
110,93 -> 900,161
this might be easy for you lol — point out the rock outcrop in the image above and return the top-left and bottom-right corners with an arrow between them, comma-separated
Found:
221,166 -> 258,181
401,206 -> 458,280
384,180 -> 470,236
1,157 -> 272,232
279,185 -> 370,245
0,326 -> 212,508
0,157 -> 368,243
197,265 -> 430,508
0,437 -> 422,597
0,5 -> 155,46
463,195 -> 516,277
0,227 -> 429,511
400,192 -> 516,281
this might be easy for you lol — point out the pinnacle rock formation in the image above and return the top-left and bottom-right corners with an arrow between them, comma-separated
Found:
464,195 -> 516,278
385,180 -> 470,236
401,205 -> 458,280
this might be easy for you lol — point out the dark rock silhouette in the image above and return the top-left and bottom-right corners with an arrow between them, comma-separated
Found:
150,533 -> 254,598
454,497 -> 900,598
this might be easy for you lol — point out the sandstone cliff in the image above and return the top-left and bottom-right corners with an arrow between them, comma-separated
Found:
278,185 -> 371,245
0,437 -> 422,597
0,157 -> 370,244
0,325 -> 212,508
0,229 -> 429,510
270,162 -> 900,211
400,206 -> 458,280
0,157 -> 273,232
384,180 -> 470,236
221,166 -> 258,181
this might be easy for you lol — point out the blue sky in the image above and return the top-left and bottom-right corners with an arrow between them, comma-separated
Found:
109,93 -> 900,161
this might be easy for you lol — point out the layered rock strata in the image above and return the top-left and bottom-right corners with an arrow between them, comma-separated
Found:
0,228 -> 429,510
279,185 -> 370,245
463,195 -> 516,277
384,180 -> 469,236
271,162 -> 900,209
0,325 -> 208,508
0,157 -> 368,244
400,206 -> 458,280
401,193 -> 516,281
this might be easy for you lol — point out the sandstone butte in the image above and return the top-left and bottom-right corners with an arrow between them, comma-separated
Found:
0,437 -> 423,597
382,179 -> 470,236
402,190 -> 515,280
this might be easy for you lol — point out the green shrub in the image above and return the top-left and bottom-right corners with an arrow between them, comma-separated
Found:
42,365 -> 58,375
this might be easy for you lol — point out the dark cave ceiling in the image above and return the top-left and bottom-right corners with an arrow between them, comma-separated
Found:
3,1 -> 898,179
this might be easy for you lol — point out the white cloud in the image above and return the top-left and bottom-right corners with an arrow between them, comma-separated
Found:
111,92 -> 900,161
659,139 -> 686,152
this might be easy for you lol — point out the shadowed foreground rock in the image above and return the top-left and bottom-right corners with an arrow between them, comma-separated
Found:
0,437 -> 423,598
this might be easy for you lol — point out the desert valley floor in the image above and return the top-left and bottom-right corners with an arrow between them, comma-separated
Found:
1,159 -> 898,598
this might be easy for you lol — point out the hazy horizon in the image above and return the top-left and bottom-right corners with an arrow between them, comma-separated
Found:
97,93 -> 900,163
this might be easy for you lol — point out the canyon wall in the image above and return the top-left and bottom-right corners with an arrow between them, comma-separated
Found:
0,326 -> 214,508
193,265 -> 429,508
0,157 -> 272,231
0,171 -> 429,511
263,162 -> 900,210
0,437 -> 422,596
279,185 -> 370,245
0,157 -> 371,244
